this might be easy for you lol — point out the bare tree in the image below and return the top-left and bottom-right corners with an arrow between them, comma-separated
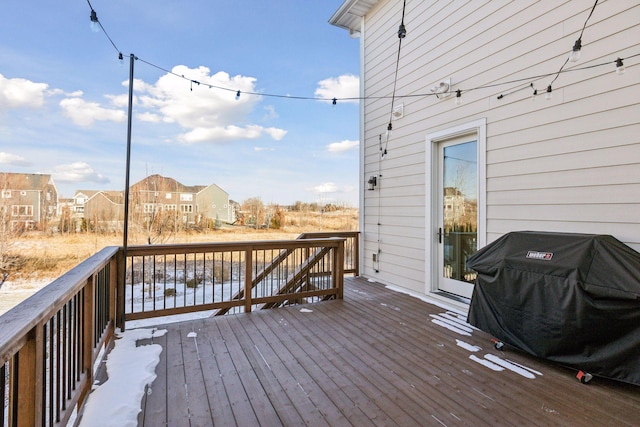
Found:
0,174 -> 20,287
130,175 -> 183,244
242,197 -> 265,229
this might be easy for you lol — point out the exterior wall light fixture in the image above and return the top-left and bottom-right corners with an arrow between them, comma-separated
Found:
368,176 -> 378,191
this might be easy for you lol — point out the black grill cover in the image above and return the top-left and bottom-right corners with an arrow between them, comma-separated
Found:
466,231 -> 640,385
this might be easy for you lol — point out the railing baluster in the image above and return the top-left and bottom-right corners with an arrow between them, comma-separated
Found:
1,361 -> 5,426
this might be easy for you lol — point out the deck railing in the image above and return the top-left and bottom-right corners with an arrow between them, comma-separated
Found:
123,237 -> 347,321
0,232 -> 357,426
0,246 -> 118,427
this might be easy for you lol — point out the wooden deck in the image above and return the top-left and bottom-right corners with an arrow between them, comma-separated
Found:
131,277 -> 640,427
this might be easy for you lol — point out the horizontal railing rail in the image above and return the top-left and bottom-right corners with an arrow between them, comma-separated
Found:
0,231 -> 359,426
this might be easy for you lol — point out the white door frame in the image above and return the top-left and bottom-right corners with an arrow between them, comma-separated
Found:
425,118 -> 487,298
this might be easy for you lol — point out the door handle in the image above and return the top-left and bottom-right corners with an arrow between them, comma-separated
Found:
437,228 -> 443,244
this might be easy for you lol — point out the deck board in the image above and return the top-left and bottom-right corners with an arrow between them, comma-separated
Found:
248,312 -> 373,426
196,318 -> 237,426
136,277 -> 640,427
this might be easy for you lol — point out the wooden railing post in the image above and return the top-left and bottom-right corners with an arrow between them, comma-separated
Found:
244,248 -> 253,313
116,249 -> 126,331
334,239 -> 345,299
80,276 -> 94,406
353,233 -> 360,276
109,257 -> 118,339
12,325 -> 43,425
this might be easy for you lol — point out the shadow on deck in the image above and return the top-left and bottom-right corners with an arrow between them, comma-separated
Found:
131,277 -> 640,426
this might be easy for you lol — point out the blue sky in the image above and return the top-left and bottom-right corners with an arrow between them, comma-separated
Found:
0,1 -> 360,206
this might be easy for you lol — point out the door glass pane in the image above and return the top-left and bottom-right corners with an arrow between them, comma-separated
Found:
443,141 -> 478,283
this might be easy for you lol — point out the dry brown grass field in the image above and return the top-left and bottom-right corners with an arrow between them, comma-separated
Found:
5,208 -> 358,283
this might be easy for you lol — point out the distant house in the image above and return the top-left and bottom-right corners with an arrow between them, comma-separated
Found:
130,174 -> 232,226
0,172 -> 58,231
331,1 -> 639,308
73,190 -> 97,217
196,183 -> 234,226
72,190 -> 123,232
71,175 -> 231,231
83,191 -> 125,232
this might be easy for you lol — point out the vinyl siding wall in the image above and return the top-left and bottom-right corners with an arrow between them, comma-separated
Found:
358,0 -> 640,294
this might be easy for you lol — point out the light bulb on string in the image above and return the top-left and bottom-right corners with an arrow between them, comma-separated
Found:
90,10 -> 100,33
615,58 -> 625,75
532,88 -> 538,101
235,90 -> 241,100
118,52 -> 124,66
569,38 -> 582,62
386,122 -> 392,139
397,23 -> 406,39
454,89 -> 462,105
545,85 -> 553,100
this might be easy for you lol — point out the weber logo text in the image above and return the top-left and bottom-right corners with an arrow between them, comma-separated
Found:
526,251 -> 553,260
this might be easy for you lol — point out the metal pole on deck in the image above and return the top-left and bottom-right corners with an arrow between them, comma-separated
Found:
121,53 -> 135,331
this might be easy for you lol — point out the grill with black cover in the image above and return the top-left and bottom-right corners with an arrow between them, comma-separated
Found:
466,231 -> 640,385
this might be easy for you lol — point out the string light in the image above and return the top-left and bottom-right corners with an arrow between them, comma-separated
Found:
90,10 -> 100,33
569,38 -> 582,62
568,1 -> 599,63
235,90 -> 241,100
532,88 -> 538,101
398,23 -> 406,39
547,0 -> 598,94
615,58 -> 625,75
118,52 -> 124,66
382,0 -> 407,159
85,2 -> 637,107
545,85 -> 553,100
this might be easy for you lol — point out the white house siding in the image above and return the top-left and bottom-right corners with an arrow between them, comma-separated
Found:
335,0 -> 640,296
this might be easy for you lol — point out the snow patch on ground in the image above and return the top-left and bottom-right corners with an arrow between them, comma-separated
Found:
469,354 -> 504,371
78,328 -> 166,427
456,339 -> 481,352
0,278 -> 54,315
429,310 -> 542,380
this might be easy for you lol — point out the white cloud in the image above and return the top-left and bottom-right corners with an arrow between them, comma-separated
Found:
180,124 -> 262,143
0,152 -> 31,166
310,182 -> 339,194
47,89 -> 83,97
59,98 -> 126,127
0,73 -> 48,110
327,139 -> 358,153
262,105 -> 278,120
264,127 -> 287,140
53,161 -> 110,184
314,74 -> 359,104
133,65 -> 286,144
105,93 -> 134,108
137,112 -> 162,123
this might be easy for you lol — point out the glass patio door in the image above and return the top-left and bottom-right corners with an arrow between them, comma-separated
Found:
437,138 -> 478,299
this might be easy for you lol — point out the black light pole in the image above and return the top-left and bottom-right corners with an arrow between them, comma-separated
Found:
89,6 -> 135,330
121,53 -> 135,331
123,54 -> 134,252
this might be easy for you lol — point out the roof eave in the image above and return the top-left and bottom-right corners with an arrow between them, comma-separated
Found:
329,0 -> 378,34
